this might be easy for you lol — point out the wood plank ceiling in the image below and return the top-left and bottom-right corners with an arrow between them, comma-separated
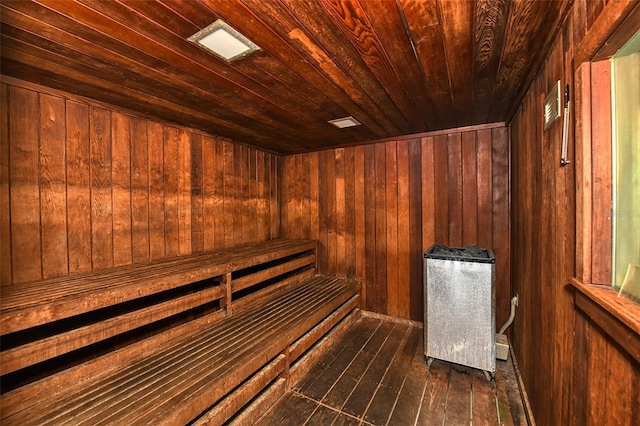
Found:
0,0 -> 568,153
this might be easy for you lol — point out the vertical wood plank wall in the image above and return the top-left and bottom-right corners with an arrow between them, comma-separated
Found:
510,1 -> 639,424
279,127 -> 511,325
1,80 -> 279,285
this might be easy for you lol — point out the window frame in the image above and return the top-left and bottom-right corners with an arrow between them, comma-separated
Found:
572,7 -> 640,361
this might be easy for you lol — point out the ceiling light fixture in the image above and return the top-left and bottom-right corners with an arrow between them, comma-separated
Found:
328,116 -> 361,129
188,19 -> 260,62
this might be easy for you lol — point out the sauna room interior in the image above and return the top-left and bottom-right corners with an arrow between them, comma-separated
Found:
1,1 -> 638,425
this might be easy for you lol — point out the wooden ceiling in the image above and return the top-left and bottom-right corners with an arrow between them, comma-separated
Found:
1,0 -> 568,153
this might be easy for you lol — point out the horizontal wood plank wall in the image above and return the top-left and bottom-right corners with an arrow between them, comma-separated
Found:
1,79 -> 279,285
279,128 -> 511,325
510,1 -> 639,424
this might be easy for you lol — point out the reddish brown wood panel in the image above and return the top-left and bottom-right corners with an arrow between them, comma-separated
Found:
510,1 -> 637,424
280,125 -> 510,323
0,0 -> 563,153
1,79 -> 279,285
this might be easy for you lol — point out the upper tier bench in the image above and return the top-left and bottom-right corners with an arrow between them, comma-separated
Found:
0,239 -> 361,425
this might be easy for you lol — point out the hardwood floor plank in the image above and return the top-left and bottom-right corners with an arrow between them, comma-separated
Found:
363,326 -> 421,425
416,358 -> 451,425
331,412 -> 363,426
340,323 -> 409,418
254,393 -> 317,425
472,369 -> 497,426
321,321 -> 396,409
495,357 -> 526,425
443,365 -> 473,425
296,318 -> 382,401
262,318 -> 528,426
304,403 -> 339,426
387,329 -> 431,425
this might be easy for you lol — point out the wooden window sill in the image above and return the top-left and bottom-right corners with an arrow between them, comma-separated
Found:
570,278 -> 640,362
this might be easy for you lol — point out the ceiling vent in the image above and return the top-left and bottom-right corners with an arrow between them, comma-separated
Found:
189,20 -> 260,62
328,116 -> 361,129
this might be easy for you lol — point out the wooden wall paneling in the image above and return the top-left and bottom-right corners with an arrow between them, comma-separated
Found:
212,138 -> 225,249
177,129 -> 191,255
0,84 -> 11,284
364,144 -> 377,311
280,154 -> 291,239
344,147 -> 356,279
587,322 -> 608,424
325,149 -> 337,275
239,145 -> 249,243
245,147 -> 255,242
605,338 -> 636,426
354,145 -> 366,304
408,139 -> 423,321
421,136 -> 435,252
557,16 -> 577,423
288,153 -> 299,239
89,106 -> 113,270
396,140 -> 411,319
433,135 -> 449,245
257,150 -> 268,240
162,127 -> 179,257
335,148 -> 346,278
476,129 -> 493,250
309,151 -> 320,246
202,135 -> 215,251
301,154 -> 311,242
279,125 -> 509,322
317,150 -> 329,274
270,154 -> 279,239
234,144 -> 244,243
3,78 -> 280,286
9,86 -> 41,283
461,131 -> 478,246
111,112 -> 132,267
190,133 -> 204,253
223,141 -> 234,248
130,117 -> 149,263
385,142 -> 399,316
541,47 -> 563,425
147,121 -> 165,260
374,143 -> 387,314
509,3 -> 640,424
571,311 -> 589,425
39,93 -> 68,278
446,133 -> 463,247
491,126 -> 511,342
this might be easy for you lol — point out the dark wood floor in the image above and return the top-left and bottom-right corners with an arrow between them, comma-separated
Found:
255,316 -> 526,425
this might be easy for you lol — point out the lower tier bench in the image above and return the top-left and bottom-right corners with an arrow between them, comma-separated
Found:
0,240 -> 361,425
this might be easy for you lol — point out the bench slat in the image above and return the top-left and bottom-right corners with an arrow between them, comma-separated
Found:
2,276 -> 357,426
1,239 -> 317,334
1,285 -> 225,375
193,354 -> 287,426
232,252 -> 316,292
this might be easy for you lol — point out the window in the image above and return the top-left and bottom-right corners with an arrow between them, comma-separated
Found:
611,30 -> 640,300
572,4 -> 639,362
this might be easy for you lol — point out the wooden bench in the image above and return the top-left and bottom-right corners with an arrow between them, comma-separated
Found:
0,239 -> 361,425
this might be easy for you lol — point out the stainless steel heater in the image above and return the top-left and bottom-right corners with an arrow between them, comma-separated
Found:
424,245 -> 496,376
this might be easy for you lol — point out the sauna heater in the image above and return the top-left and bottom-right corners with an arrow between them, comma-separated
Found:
424,245 -> 496,375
